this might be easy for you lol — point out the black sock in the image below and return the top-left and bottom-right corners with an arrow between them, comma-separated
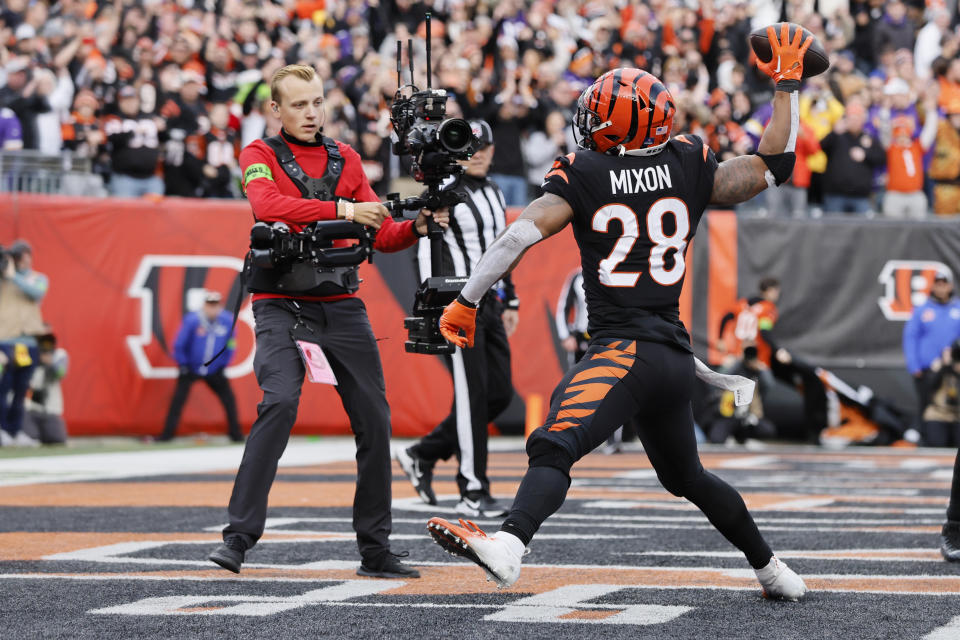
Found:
948,450 -> 960,522
500,466 -> 570,546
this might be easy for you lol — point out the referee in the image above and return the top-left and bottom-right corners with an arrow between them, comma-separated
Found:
395,120 -> 518,518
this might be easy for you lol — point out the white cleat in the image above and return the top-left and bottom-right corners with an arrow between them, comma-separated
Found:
13,431 -> 39,448
755,556 -> 808,602
426,517 -> 523,588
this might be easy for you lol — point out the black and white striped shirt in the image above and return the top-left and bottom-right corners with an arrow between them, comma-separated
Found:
417,173 -> 518,306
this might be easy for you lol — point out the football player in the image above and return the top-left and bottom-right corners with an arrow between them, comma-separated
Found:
717,277 -> 781,368
427,25 -> 813,601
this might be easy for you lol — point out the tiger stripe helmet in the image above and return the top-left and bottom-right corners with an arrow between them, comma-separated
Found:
574,68 -> 676,155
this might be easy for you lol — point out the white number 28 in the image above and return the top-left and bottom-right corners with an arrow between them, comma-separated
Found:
591,198 -> 690,288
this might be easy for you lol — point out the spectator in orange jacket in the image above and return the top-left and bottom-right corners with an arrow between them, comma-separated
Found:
880,83 -> 939,219
930,98 -> 960,215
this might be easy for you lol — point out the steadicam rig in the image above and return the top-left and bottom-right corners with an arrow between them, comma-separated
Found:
386,13 -> 480,215
385,13 -> 480,355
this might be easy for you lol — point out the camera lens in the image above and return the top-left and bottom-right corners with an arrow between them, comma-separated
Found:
437,118 -> 474,153
250,222 -> 274,249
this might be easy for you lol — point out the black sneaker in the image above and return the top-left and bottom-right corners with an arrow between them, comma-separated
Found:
357,551 -> 421,579
395,447 -> 437,505
456,492 -> 509,518
941,521 -> 960,562
209,535 -> 248,573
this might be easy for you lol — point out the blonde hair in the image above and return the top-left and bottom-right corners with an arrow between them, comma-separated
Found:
270,64 -> 318,104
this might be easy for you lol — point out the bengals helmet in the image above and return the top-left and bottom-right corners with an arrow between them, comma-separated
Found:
574,68 -> 676,155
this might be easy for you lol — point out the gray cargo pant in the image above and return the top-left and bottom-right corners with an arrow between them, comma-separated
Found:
222,297 -> 393,565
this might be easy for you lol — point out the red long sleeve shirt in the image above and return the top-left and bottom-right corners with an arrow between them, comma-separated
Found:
240,129 -> 418,302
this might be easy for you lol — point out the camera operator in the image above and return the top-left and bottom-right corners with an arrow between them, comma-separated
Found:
0,240 -> 48,448
921,340 -> 960,447
904,269 -> 960,430
699,346 -> 777,445
395,120 -> 518,518
22,330 -> 68,445
208,64 -> 446,579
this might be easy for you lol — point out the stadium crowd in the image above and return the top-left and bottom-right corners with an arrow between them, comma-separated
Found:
0,0 -> 958,213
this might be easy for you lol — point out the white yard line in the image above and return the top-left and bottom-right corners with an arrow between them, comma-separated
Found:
0,438 -> 362,487
924,615 -> 960,639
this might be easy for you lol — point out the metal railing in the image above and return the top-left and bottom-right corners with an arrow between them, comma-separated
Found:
0,150 -> 106,196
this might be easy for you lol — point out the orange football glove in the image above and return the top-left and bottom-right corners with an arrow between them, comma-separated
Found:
439,297 -> 478,348
757,23 -> 814,87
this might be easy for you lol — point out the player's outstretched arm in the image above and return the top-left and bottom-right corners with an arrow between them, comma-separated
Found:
708,155 -> 770,206
459,193 -> 573,305
710,91 -> 793,205
439,193 -> 573,348
710,24 -> 811,206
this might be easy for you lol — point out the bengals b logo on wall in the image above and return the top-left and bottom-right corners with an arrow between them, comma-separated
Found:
126,255 -> 255,379
878,260 -> 953,321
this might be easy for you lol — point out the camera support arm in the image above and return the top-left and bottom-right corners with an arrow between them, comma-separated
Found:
383,184 -> 465,277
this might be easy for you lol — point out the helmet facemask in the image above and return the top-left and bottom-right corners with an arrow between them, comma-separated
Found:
573,86 -> 612,151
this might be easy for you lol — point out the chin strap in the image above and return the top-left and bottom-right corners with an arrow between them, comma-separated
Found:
618,142 -> 668,157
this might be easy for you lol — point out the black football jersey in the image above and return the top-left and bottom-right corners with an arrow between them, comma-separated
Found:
542,134 -> 718,350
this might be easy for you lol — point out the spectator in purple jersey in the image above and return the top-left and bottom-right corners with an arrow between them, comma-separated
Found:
0,108 -> 23,150
0,57 -> 50,151
742,102 -> 774,150
866,78 -> 921,140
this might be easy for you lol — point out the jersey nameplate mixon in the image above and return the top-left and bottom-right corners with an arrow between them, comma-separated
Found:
609,165 -> 672,195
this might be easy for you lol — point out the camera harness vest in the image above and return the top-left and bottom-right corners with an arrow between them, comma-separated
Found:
245,133 -> 361,297
208,134 -> 359,366
263,134 -> 343,201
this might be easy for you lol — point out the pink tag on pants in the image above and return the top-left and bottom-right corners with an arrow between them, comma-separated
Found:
295,340 -> 338,385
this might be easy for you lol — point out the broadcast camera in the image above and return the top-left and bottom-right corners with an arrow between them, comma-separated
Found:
389,87 -> 476,207
249,220 -> 374,271
386,13 -> 481,355
246,220 -> 375,296
387,13 -> 479,211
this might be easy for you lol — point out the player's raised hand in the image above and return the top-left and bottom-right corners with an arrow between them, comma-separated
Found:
439,297 -> 477,348
757,23 -> 813,86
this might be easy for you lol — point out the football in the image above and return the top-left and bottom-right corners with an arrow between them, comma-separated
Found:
749,22 -> 830,78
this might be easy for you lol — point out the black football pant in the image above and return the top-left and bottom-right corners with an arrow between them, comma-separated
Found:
159,370 -> 243,441
411,299 -> 513,496
222,298 -> 394,565
500,338 -> 774,570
